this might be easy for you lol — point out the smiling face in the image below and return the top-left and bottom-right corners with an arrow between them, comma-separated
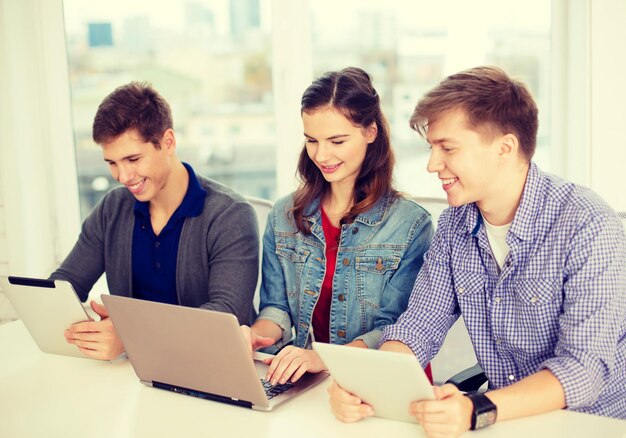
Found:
302,107 -> 377,193
425,108 -> 506,208
102,129 -> 175,203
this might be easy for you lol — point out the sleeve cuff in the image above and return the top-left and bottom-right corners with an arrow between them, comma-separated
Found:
540,357 -> 600,409
380,324 -> 428,367
353,329 -> 382,349
257,306 -> 293,349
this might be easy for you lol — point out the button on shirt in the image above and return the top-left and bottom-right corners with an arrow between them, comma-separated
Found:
132,163 -> 207,304
382,163 -> 626,418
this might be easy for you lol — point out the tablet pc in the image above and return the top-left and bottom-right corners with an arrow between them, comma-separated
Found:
0,276 -> 92,358
313,342 -> 435,423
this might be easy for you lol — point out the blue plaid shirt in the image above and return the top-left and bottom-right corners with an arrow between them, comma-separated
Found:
382,163 -> 626,418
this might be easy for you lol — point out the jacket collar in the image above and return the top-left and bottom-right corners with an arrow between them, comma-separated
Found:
303,192 -> 395,227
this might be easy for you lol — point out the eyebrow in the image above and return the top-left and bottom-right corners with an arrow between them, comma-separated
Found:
304,133 -> 349,140
103,154 -> 141,163
427,137 -> 457,145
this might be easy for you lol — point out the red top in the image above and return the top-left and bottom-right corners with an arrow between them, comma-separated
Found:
311,207 -> 340,343
311,207 -> 434,384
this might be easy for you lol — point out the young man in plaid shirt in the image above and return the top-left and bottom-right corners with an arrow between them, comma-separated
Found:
328,66 -> 626,436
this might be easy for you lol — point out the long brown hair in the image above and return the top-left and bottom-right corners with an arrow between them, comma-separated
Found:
292,67 -> 397,234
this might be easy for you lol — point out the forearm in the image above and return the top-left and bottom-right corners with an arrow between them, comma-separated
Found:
251,319 -> 283,343
345,339 -> 368,348
51,233 -> 105,302
198,281 -> 255,323
379,340 -> 414,354
51,199 -> 111,301
203,201 -> 259,323
485,369 -> 566,421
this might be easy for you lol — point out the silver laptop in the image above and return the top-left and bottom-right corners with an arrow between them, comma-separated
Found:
0,275 -> 92,358
101,294 -> 328,411
313,342 -> 435,423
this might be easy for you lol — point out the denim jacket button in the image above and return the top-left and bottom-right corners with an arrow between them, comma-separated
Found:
342,258 -> 350,266
337,330 -> 346,338
338,294 -> 345,301
352,227 -> 359,234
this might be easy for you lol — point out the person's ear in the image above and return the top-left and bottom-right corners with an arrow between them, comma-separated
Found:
161,129 -> 176,152
498,133 -> 518,159
365,122 -> 378,144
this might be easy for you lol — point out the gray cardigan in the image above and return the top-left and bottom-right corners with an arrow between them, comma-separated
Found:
51,175 -> 259,325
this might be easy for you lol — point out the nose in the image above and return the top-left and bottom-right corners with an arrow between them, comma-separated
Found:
116,163 -> 133,184
426,148 -> 444,174
315,141 -> 332,163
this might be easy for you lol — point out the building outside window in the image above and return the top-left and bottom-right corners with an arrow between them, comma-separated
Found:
63,0 -> 550,218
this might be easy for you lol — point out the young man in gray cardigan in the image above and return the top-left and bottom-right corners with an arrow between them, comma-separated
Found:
54,82 -> 259,360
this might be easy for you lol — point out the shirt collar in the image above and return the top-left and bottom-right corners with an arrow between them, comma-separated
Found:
508,161 -> 542,241
133,162 -> 207,220
461,162 -> 540,242
303,192 -> 394,227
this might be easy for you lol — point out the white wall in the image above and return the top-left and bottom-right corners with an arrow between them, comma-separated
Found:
0,169 -> 14,322
550,0 -> 590,186
0,170 -> 7,276
272,0 -> 313,198
589,0 -> 626,212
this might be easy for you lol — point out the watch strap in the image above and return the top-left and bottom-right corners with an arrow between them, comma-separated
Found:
467,392 -> 497,430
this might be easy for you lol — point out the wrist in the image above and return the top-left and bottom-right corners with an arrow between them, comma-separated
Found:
466,393 -> 498,430
462,393 -> 474,431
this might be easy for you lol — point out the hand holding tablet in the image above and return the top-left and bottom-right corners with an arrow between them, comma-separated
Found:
313,342 -> 435,423
0,276 -> 93,358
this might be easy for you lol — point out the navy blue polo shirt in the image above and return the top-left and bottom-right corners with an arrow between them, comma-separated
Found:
132,163 -> 207,304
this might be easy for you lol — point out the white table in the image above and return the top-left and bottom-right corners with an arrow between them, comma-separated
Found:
1,320 -> 624,438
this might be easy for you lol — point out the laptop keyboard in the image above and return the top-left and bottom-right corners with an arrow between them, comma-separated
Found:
261,379 -> 294,399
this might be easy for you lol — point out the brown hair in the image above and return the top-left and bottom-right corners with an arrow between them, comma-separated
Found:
410,66 -> 538,161
292,67 -> 397,234
92,81 -> 173,148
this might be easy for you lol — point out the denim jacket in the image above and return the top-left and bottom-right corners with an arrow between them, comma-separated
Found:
257,192 -> 433,349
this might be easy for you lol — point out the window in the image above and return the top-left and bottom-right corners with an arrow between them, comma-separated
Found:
309,0 -> 551,198
64,0 -> 551,217
63,0 -> 275,218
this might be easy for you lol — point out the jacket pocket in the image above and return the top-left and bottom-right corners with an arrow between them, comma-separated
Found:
276,245 -> 310,263
355,254 -> 401,312
276,245 -> 310,298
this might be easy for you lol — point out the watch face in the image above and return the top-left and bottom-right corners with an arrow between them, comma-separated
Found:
475,410 -> 497,429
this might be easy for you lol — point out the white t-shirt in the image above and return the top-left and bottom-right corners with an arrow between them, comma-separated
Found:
482,215 -> 511,271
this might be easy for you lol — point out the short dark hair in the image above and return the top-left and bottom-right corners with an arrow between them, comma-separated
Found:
292,66 -> 397,234
92,82 -> 173,148
410,66 -> 539,161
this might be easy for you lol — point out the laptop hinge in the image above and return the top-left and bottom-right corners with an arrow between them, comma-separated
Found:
152,381 -> 253,409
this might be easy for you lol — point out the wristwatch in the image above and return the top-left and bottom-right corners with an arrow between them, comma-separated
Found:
466,393 -> 497,430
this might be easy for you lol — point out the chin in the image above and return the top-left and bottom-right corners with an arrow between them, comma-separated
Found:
321,175 -> 340,183
133,192 -> 153,202
446,196 -> 465,208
